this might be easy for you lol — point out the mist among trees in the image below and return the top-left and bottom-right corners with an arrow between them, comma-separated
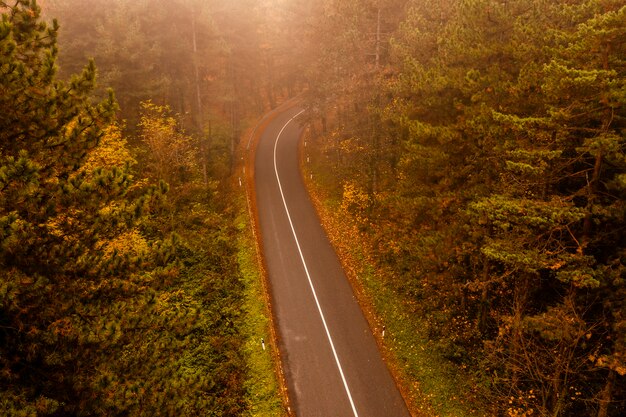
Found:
1,0 -> 624,416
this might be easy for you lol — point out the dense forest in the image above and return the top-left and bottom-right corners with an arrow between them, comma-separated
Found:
302,0 -> 626,416
2,0 -> 625,416
0,0 -> 288,415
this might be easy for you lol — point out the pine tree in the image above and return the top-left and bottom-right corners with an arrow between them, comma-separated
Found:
304,0 -> 626,414
0,1 -> 166,413
461,1 -> 626,414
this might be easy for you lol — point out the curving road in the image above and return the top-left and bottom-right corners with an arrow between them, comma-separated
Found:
254,105 -> 412,417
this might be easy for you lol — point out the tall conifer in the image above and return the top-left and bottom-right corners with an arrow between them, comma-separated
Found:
0,1 -> 163,413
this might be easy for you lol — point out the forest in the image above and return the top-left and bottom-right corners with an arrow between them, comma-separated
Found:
302,0 -> 626,416
1,0 -> 624,416
0,0 -> 287,415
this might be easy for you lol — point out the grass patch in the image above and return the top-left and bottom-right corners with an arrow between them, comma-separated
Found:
236,197 -> 287,416
358,261 -> 484,417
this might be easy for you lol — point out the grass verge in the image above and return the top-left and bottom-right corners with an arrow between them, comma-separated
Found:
236,106 -> 300,416
236,198 -> 287,416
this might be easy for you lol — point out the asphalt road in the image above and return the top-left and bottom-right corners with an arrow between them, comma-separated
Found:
254,106 -> 412,417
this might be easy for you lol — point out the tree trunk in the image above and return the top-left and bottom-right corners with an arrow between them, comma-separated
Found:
477,259 -> 490,334
597,370 -> 616,417
581,149 -> 603,252
191,12 -> 208,186
375,6 -> 381,69
581,41 -> 611,252
510,275 -> 530,389
550,373 -> 566,417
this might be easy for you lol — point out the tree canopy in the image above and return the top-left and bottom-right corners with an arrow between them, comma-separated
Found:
1,1 -> 247,415
3,0 -> 625,415
302,0 -> 626,415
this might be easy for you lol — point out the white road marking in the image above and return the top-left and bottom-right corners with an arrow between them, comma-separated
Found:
272,109 -> 360,417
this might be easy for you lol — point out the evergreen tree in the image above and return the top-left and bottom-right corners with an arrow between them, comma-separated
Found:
304,0 -> 626,415
2,0 -> 141,411
1,2 -> 248,415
